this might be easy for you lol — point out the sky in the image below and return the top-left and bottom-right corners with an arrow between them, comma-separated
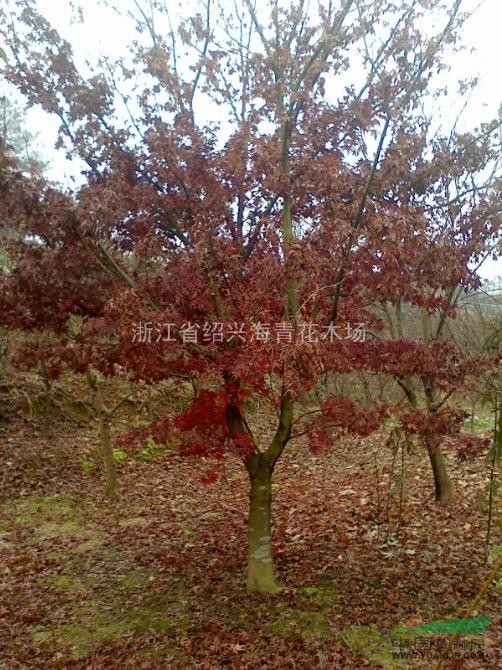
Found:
5,0 -> 501,279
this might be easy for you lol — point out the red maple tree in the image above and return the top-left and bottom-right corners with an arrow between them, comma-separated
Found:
1,0 -> 500,592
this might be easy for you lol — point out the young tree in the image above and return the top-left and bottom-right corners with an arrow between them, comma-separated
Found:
372,118 -> 501,502
0,94 -> 47,177
1,0 -> 500,592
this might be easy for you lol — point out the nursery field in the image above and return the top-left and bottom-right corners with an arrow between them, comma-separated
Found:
1,421 -> 500,670
1,0 -> 501,668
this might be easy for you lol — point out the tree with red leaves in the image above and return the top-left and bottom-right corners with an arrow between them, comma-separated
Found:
1,0 -> 500,592
368,119 -> 502,502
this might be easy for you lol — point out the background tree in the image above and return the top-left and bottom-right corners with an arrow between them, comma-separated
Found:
372,117 -> 501,502
0,93 -> 47,177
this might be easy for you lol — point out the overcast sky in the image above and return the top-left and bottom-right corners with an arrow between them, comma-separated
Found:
6,0 -> 501,279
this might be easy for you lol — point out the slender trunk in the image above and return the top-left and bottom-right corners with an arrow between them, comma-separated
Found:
87,369 -> 119,501
99,411 -> 119,501
39,360 -> 53,439
485,392 -> 501,564
421,309 -> 454,505
0,333 -> 8,423
247,458 -> 280,593
428,446 -> 453,504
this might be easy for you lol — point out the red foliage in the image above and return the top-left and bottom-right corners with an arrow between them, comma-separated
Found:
0,0 -> 499,468
398,406 -> 467,450
322,395 -> 385,437
450,434 -> 491,460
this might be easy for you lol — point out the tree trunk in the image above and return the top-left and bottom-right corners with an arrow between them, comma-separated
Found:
87,369 -> 119,501
99,412 -> 119,501
428,446 -> 453,504
39,360 -> 53,439
247,459 -> 281,593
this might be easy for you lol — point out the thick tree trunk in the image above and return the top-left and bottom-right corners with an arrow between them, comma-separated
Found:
247,459 -> 281,593
428,446 -> 453,504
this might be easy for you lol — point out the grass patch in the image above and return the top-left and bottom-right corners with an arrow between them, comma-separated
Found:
299,581 -> 339,608
5,494 -> 78,525
20,495 -> 190,663
269,609 -> 332,638
341,625 -> 408,669
132,437 -> 173,462
31,569 -> 189,660
32,595 -> 187,659
4,494 -> 105,553
117,569 -> 153,590
463,414 -> 494,434
267,579 -> 338,640
118,516 -> 149,528
38,573 -> 86,592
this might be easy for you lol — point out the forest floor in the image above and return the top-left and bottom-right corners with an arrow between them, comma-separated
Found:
0,419 -> 500,670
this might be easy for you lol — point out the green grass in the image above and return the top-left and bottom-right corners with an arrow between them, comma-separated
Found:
463,414 -> 494,434
267,580 -> 339,639
341,625 -> 408,669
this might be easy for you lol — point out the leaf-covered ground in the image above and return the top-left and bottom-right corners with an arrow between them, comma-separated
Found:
0,423 -> 500,669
